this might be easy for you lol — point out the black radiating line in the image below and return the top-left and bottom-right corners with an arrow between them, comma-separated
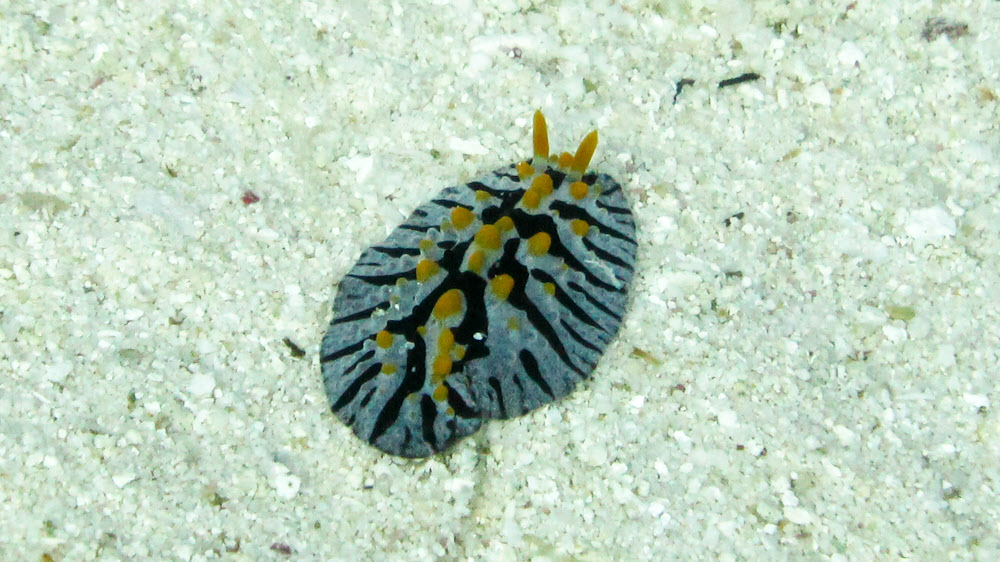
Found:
420,393 -> 439,451
430,199 -> 472,209
332,362 -> 381,411
369,335 -> 429,446
559,318 -> 602,354
519,349 -> 555,398
488,377 -> 508,418
600,180 -> 623,196
531,269 -> 602,330
595,198 -> 634,216
447,382 -> 478,418
508,209 -> 619,293
358,387 -> 377,409
399,223 -> 439,233
494,168 -> 520,182
582,237 -> 634,270
332,302 -> 388,325
548,200 -> 636,245
347,268 -> 416,285
465,180 -> 513,198
337,349 -> 376,379
546,169 -> 568,190
400,427 -> 412,452
513,283 -> 586,376
511,375 -> 527,415
320,338 -> 366,363
494,239 -> 586,375
370,245 -> 421,257
567,281 -> 623,321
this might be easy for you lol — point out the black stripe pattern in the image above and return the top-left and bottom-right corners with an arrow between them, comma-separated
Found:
320,112 -> 637,457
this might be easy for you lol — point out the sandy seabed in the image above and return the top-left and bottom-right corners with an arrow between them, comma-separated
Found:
2,1 -> 998,560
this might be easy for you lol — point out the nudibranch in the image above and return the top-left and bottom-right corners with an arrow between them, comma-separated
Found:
320,111 -> 637,457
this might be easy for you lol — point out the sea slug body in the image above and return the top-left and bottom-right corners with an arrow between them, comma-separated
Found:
321,111 -> 637,457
